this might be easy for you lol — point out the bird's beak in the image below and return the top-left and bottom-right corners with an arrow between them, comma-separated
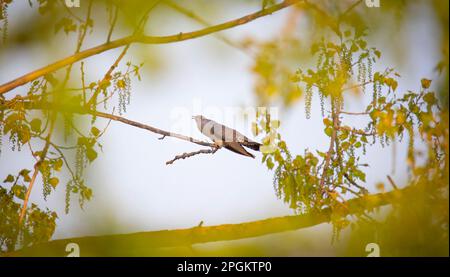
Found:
191,116 -> 195,119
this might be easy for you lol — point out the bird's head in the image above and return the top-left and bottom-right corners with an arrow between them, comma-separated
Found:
192,115 -> 203,126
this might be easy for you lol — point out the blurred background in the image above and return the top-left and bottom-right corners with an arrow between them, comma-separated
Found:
0,0 -> 448,256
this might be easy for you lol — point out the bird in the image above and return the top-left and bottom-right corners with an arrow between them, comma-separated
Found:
192,115 -> 261,158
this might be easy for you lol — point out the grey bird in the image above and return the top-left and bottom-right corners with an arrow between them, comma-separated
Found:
192,115 -> 261,158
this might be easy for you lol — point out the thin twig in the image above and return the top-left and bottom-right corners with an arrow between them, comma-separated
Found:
166,147 -> 219,165
106,2 -> 119,43
319,104 -> 339,189
163,0 -> 247,54
340,111 -> 369,115
344,173 -> 368,192
387,175 -> 398,190
339,0 -> 363,20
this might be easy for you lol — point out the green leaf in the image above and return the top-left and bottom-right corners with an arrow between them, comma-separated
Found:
19,169 -> 31,177
353,169 -> 366,182
49,177 -> 59,188
3,174 -> 15,183
423,92 -> 437,105
357,39 -> 367,49
91,126 -> 100,137
18,126 -> 31,144
19,169 -> 32,182
30,118 -> 42,133
323,118 -> 332,126
421,78 -> 432,89
82,187 -> 93,200
271,120 -> 281,129
344,30 -> 352,38
266,157 -> 274,170
251,122 -> 259,137
12,184 -> 26,200
86,148 -> 98,162
54,159 -> 63,171
324,127 -> 333,137
374,50 -> 381,59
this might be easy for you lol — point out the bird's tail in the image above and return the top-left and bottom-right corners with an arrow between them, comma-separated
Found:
224,143 -> 255,158
242,140 -> 262,151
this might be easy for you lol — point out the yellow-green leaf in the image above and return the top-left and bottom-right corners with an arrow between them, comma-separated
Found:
49,177 -> 59,188
30,118 -> 42,133
3,174 -> 15,183
91,127 -> 100,137
421,78 -> 432,89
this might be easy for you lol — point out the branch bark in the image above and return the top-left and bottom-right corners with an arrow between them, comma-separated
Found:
0,99 -> 215,148
0,0 -> 302,95
6,185 -> 411,256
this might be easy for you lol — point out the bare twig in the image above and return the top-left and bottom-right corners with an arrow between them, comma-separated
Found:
106,2 -> 119,43
339,0 -> 363,20
344,173 -> 368,193
85,43 -> 130,107
93,110 -> 214,148
166,147 -> 219,165
163,0 -> 246,53
340,111 -> 369,115
387,175 -> 399,190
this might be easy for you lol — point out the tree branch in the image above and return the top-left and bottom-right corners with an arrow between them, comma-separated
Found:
6,185 -> 413,256
319,104 -> 340,190
93,110 -> 214,148
0,0 -> 302,95
166,147 -> 219,165
163,0 -> 244,52
18,113 -> 57,225
0,99 -> 215,149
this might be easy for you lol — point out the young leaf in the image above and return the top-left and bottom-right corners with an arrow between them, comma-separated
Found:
30,118 -> 42,133
3,174 -> 15,183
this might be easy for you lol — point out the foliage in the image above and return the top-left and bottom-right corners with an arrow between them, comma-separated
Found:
250,5 -> 448,250
1,186 -> 56,252
0,0 -> 144,252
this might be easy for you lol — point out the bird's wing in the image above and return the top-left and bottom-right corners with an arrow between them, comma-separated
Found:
223,141 -> 255,158
218,124 -> 261,151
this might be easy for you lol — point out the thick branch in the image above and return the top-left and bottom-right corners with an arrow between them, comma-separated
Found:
0,0 -> 301,95
0,99 -> 214,148
7,185 -> 412,256
93,110 -> 213,147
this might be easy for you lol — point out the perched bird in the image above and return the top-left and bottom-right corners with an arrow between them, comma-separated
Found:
192,115 -> 261,158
